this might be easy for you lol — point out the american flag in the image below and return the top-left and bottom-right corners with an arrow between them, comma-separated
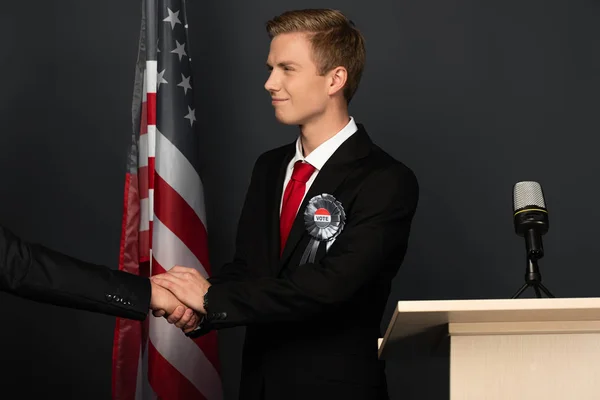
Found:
111,0 -> 222,399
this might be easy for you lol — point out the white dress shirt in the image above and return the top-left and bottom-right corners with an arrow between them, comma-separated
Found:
279,116 -> 358,215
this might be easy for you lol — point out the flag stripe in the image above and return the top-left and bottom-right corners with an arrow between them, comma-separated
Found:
139,135 -> 149,168
148,157 -> 156,189
155,130 -> 207,229
140,199 -> 150,231
148,306 -> 222,399
140,235 -> 150,265
147,126 -> 156,158
151,217 -> 208,277
146,60 -> 157,93
147,93 -> 157,125
154,173 -> 210,272
148,189 -> 155,223
148,341 -> 208,400
138,166 -> 149,199
119,173 -> 141,276
151,259 -> 221,373
112,308 -> 142,400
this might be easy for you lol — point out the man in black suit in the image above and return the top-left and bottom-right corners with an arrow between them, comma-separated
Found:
152,8 -> 419,400
0,224 -> 198,327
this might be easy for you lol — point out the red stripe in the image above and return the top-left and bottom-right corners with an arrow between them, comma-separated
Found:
147,93 -> 156,125
138,166 -> 149,199
148,341 -> 208,400
112,318 -> 142,400
148,157 -> 156,190
118,173 -> 141,275
151,258 -> 221,375
151,256 -> 167,277
117,172 -> 132,273
140,100 -> 148,135
139,229 -> 150,262
154,174 -> 211,273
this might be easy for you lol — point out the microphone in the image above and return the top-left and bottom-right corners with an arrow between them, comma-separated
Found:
513,181 -> 549,261
511,181 -> 555,298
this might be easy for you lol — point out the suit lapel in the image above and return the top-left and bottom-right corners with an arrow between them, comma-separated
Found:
278,125 -> 373,269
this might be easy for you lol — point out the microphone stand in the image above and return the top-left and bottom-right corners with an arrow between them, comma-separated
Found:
512,257 -> 555,299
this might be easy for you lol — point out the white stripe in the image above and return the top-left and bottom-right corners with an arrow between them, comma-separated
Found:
152,217 -> 207,277
148,188 -> 154,222
155,129 -> 207,228
140,198 -> 150,231
146,60 -> 157,94
149,317 -> 222,400
138,133 -> 148,168
147,125 -> 156,158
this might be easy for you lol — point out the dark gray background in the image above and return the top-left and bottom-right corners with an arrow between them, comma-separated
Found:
1,1 -> 598,399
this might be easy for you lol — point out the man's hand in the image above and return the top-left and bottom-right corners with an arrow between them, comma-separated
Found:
150,281 -> 201,332
151,266 -> 211,314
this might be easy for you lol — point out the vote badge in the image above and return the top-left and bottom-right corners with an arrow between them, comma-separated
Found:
314,208 -> 332,228
300,193 -> 346,264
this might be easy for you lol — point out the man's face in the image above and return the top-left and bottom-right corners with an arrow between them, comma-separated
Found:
265,32 -> 330,126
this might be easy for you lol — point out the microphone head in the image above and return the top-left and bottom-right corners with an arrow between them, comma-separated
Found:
513,181 -> 546,212
513,181 -> 549,238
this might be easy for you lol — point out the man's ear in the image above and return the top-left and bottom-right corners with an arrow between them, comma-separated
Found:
328,66 -> 348,97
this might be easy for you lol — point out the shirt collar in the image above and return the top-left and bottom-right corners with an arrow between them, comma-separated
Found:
290,116 -> 358,171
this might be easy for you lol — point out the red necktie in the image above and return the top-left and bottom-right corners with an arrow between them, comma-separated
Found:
280,160 -> 316,255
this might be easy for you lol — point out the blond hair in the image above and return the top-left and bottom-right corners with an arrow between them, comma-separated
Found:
266,9 -> 366,103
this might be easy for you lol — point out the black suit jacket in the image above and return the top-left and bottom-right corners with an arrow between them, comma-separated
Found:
0,225 -> 150,320
198,124 -> 419,400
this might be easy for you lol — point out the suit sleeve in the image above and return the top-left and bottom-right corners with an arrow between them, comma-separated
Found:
204,164 -> 419,328
0,225 -> 151,320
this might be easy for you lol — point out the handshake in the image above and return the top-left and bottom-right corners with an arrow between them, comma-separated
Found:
148,266 -> 211,333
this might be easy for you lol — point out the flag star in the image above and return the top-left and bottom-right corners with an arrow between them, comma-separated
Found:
178,73 -> 192,94
185,24 -> 189,29
157,69 -> 168,90
184,106 -> 196,126
163,8 -> 181,30
171,40 -> 187,61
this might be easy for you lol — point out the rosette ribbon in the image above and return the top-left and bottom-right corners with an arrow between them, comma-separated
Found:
300,193 -> 346,264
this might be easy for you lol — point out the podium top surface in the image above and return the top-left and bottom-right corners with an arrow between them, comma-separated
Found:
378,297 -> 600,358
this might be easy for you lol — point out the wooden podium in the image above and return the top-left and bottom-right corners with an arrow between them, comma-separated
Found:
378,297 -> 600,400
